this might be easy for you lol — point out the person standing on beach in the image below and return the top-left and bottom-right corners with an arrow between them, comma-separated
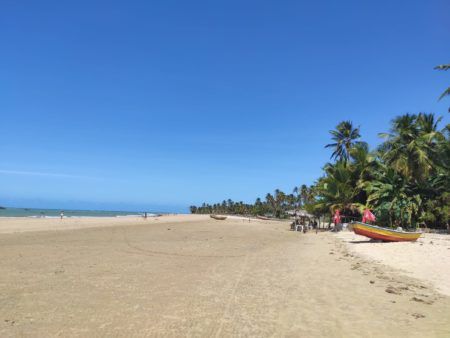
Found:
60,211 -> 64,219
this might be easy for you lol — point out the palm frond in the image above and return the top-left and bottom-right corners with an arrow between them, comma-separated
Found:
438,87 -> 450,101
434,64 -> 450,71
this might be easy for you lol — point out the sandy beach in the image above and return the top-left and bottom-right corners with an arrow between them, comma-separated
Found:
1,215 -> 449,337
337,231 -> 450,297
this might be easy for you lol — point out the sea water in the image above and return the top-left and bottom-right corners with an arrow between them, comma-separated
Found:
0,207 -> 155,218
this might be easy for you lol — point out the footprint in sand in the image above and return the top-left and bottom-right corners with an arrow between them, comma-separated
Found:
351,263 -> 361,270
412,313 -> 426,319
385,286 -> 402,295
411,296 -> 434,305
376,274 -> 390,280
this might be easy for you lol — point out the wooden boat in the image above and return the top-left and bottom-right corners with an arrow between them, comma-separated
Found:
351,221 -> 421,242
256,215 -> 271,220
210,215 -> 227,220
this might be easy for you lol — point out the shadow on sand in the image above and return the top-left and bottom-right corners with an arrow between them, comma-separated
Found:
348,239 -> 385,244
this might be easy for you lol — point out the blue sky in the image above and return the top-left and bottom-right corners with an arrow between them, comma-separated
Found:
1,0 -> 449,212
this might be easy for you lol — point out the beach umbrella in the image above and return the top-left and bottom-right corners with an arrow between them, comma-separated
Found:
362,209 -> 376,223
333,210 -> 341,224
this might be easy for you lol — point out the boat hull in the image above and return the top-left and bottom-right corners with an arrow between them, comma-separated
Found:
351,222 -> 421,242
210,215 -> 227,220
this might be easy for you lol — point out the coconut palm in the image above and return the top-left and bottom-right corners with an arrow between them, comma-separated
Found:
274,189 -> 286,217
285,194 -> 293,209
379,114 -> 435,182
350,143 -> 377,181
299,184 -> 309,207
346,143 -> 378,205
365,165 -> 422,228
325,121 -> 365,162
315,161 -> 362,213
293,186 -> 300,208
434,64 -> 450,101
265,193 -> 276,216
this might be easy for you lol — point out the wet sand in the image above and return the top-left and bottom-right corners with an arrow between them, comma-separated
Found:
1,216 -> 449,337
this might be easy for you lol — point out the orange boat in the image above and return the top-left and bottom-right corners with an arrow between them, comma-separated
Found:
351,221 -> 421,242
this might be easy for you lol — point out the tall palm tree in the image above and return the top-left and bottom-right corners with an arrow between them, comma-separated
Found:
265,193 -> 276,216
286,194 -> 296,210
325,121 -> 365,162
274,189 -> 286,217
292,186 -> 299,208
300,184 -> 309,207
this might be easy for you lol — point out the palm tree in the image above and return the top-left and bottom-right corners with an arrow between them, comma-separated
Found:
293,186 -> 299,208
365,165 -> 422,228
265,193 -> 276,216
379,113 -> 441,182
274,189 -> 286,217
348,143 -> 379,204
300,184 -> 309,207
434,64 -> 450,101
286,194 -> 296,210
325,121 -> 365,162
315,161 -> 363,213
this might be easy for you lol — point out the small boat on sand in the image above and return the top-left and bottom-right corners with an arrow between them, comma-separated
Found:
210,215 -> 227,220
351,221 -> 421,242
256,215 -> 271,220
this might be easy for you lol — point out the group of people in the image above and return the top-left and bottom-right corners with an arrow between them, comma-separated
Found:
291,219 -> 318,233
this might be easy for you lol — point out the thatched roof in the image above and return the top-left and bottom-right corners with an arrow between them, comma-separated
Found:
287,209 -> 314,218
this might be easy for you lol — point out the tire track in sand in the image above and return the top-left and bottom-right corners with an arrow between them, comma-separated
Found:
214,253 -> 250,337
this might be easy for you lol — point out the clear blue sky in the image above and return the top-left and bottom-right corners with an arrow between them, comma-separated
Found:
1,0 -> 449,212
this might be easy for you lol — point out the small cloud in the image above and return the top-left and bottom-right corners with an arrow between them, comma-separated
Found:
0,169 -> 98,180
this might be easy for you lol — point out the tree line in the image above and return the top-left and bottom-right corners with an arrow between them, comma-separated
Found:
189,185 -> 316,219
191,65 -> 449,229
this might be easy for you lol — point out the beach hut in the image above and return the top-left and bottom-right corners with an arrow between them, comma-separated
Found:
290,209 -> 314,228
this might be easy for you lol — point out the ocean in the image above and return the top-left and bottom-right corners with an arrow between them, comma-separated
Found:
0,207 -> 156,218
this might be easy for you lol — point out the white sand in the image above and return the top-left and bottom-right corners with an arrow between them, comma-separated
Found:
0,214 -> 208,234
1,216 -> 449,336
336,231 -> 450,296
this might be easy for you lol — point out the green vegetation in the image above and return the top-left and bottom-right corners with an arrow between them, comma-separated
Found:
191,66 -> 449,229
191,112 -> 449,230
189,185 -> 315,219
317,113 -> 448,229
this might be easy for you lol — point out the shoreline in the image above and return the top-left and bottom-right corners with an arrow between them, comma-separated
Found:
0,206 -> 181,219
